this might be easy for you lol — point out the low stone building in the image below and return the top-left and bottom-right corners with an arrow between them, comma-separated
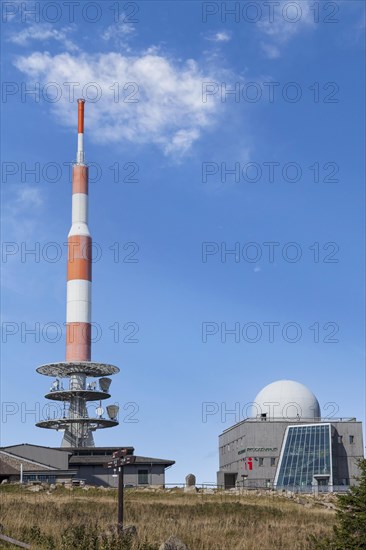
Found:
0,444 -> 175,487
0,448 -> 76,484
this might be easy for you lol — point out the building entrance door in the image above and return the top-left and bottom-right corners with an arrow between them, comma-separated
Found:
224,473 -> 237,489
313,474 -> 331,494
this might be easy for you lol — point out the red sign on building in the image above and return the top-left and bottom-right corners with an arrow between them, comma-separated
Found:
245,457 -> 253,471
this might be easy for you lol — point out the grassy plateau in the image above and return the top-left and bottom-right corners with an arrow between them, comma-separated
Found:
0,485 -> 336,549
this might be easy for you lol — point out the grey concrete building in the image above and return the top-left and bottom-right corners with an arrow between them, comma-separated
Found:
0,448 -> 76,484
0,444 -> 175,487
217,380 -> 364,492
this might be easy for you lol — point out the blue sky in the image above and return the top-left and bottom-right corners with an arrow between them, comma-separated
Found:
1,0 -> 365,483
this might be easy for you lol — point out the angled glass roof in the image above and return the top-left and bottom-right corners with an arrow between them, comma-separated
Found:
275,423 -> 332,487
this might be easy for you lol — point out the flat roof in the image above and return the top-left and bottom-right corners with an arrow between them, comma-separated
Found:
69,455 -> 175,466
220,417 -> 360,435
0,444 -> 174,468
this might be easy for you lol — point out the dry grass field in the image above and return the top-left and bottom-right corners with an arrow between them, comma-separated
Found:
0,485 -> 336,549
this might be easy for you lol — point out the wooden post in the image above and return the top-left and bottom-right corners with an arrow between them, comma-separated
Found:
104,449 -> 135,534
0,534 -> 31,549
117,464 -> 124,531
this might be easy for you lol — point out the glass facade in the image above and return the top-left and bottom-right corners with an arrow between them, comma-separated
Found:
275,424 -> 332,487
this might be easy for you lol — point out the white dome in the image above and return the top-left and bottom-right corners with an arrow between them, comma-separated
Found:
252,380 -> 320,420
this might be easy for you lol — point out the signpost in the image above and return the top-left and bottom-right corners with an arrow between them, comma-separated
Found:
105,448 -> 136,532
241,474 -> 248,488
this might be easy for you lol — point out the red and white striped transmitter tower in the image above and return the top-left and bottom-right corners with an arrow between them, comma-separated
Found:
36,100 -> 120,447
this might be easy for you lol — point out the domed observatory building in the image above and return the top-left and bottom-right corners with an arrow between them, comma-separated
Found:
217,380 -> 364,492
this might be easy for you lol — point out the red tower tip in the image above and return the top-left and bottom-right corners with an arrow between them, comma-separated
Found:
77,99 -> 85,134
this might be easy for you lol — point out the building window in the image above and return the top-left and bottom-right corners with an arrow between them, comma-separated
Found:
25,475 -> 37,481
271,458 -> 276,467
258,458 -> 264,467
337,435 -> 343,444
138,469 -> 149,485
349,435 -> 354,444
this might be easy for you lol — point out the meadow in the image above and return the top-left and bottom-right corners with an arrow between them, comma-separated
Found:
0,485 -> 336,549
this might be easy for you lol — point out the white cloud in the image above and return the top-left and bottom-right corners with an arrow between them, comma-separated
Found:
257,0 -> 315,58
14,51 -> 222,156
162,128 -> 200,156
7,23 -> 79,51
1,186 -> 44,293
15,187 -> 43,209
102,18 -> 135,50
260,42 -> 281,60
3,187 -> 43,239
206,31 -> 232,43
